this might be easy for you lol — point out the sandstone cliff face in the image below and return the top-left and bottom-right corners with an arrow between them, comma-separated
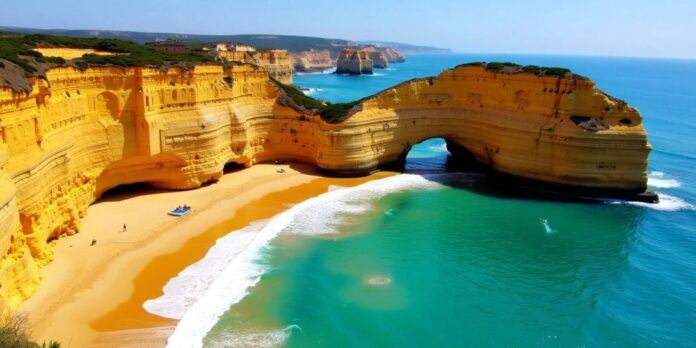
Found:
290,49 -> 334,72
320,67 -> 650,196
0,63 -> 651,315
335,49 -> 373,75
359,47 -> 389,68
251,50 -> 293,85
381,47 -> 406,63
217,50 -> 293,84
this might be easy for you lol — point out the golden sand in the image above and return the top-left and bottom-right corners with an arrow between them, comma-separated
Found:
19,163 -> 391,347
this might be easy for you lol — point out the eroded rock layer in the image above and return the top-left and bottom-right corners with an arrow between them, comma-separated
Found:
381,47 -> 406,63
0,63 -> 651,315
290,49 -> 334,72
217,50 -> 293,84
359,46 -> 389,68
335,49 -> 373,75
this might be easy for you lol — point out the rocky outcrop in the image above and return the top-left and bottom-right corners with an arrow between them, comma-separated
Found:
381,47 -> 406,63
335,49 -> 373,75
250,50 -> 293,84
335,47 -> 401,74
359,46 -> 389,68
318,66 -> 651,201
0,62 -> 653,316
217,49 -> 293,84
290,49 -> 334,72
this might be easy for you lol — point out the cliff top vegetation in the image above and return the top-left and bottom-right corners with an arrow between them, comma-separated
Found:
0,31 -> 215,90
270,77 -> 363,124
457,61 -> 587,79
272,61 -> 584,124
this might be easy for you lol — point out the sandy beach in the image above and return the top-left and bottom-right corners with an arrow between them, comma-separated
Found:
18,162 -> 390,347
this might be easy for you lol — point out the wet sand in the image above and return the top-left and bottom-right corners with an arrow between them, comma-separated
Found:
19,163 -> 391,347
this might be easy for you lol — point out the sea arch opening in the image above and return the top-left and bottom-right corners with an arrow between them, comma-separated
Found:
403,138 -> 451,173
396,137 -> 483,174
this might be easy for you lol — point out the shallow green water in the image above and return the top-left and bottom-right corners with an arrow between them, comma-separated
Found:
204,162 -> 690,347
157,55 -> 696,347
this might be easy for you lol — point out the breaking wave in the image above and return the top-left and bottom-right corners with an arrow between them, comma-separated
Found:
605,171 -> 691,211
626,193 -> 695,211
160,174 -> 456,347
647,171 -> 682,188
294,68 -> 336,75
205,325 -> 302,348
143,221 -> 267,319
606,192 -> 695,211
301,87 -> 324,96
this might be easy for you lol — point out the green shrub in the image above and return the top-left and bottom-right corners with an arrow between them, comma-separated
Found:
521,65 -> 541,74
485,62 -> 521,71
270,78 -> 362,123
542,67 -> 571,77
457,62 -> 485,67
271,77 -> 324,110
0,32 -> 215,75
320,101 -> 361,123
0,315 -> 60,348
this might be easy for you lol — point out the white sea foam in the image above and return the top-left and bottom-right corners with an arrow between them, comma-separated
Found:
626,193 -> 695,211
294,68 -> 335,75
647,171 -> 682,188
327,184 -> 346,192
143,221 -> 267,319
163,174 -> 450,348
301,87 -> 323,96
205,325 -> 301,348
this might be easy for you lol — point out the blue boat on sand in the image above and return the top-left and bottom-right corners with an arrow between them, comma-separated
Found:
168,206 -> 191,216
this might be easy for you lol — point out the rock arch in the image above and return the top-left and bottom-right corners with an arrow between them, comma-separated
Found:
312,65 -> 652,202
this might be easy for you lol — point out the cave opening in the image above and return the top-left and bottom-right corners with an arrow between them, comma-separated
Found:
97,182 -> 160,203
403,138 -> 451,173
401,137 -> 483,174
223,161 -> 246,174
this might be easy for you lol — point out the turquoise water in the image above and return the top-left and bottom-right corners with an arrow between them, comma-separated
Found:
162,55 -> 696,347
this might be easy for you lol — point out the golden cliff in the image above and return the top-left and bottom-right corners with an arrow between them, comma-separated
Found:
290,49 -> 334,72
381,47 -> 406,63
216,49 -> 293,84
0,62 -> 652,316
335,49 -> 374,75
359,46 -> 389,68
318,66 -> 651,197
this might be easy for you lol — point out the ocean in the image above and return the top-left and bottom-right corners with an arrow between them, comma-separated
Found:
149,54 -> 696,347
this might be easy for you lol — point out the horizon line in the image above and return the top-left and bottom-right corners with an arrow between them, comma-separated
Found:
2,24 -> 695,61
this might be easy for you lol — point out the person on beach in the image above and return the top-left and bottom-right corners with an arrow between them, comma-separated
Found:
123,223 -> 127,232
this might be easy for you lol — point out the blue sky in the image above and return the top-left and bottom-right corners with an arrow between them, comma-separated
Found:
2,0 -> 695,59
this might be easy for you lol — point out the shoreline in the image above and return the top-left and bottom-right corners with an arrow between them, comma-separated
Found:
19,162 -> 391,347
